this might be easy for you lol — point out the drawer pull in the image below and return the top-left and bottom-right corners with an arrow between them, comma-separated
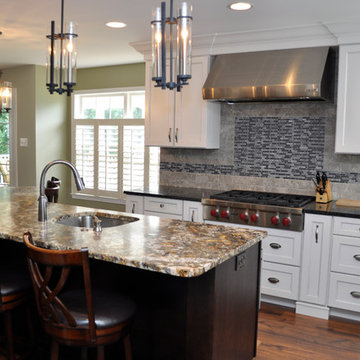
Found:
350,291 -> 360,299
131,204 -> 135,214
270,243 -> 281,249
354,254 -> 360,261
168,128 -> 172,142
160,203 -> 164,208
315,225 -> 319,243
268,277 -> 279,284
191,210 -> 195,222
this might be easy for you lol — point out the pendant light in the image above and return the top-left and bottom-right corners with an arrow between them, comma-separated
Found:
0,72 -> 12,113
151,0 -> 193,92
46,0 -> 78,96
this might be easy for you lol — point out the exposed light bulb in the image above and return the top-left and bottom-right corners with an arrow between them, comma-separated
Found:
228,2 -> 252,11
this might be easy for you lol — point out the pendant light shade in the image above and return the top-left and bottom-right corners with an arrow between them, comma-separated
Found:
46,0 -> 78,96
151,0 -> 193,91
0,72 -> 12,113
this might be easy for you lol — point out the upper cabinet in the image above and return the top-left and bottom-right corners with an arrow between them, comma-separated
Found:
335,44 -> 360,153
145,56 -> 220,148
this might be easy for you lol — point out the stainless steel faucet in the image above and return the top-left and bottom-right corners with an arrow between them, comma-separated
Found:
38,160 -> 85,221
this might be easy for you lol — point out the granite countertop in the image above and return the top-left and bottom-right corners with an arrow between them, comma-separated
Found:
0,187 -> 266,278
124,185 -> 221,202
304,201 -> 360,219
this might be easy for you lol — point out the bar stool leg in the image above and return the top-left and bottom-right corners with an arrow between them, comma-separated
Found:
50,339 -> 59,360
97,345 -> 105,360
5,310 -> 15,360
123,334 -> 132,360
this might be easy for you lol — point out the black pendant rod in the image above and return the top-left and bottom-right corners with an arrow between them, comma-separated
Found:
58,0 -> 64,93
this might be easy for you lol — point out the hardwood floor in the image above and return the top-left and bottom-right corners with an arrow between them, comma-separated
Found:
257,303 -> 360,360
2,302 -> 360,359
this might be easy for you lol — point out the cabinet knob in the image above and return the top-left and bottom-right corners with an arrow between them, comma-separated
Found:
160,203 -> 164,208
350,291 -> 360,299
354,254 -> 360,262
270,243 -> 281,249
268,277 -> 279,284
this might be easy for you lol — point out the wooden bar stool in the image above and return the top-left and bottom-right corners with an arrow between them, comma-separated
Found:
23,232 -> 136,360
0,262 -> 33,360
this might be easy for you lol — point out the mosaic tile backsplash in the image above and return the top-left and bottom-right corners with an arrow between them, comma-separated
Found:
160,101 -> 360,198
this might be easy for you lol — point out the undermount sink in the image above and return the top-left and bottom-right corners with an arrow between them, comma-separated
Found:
55,213 -> 139,228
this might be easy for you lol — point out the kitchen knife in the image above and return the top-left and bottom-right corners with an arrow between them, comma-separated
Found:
316,171 -> 321,185
322,172 -> 328,193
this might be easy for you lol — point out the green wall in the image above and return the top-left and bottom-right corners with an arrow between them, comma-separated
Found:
35,66 -> 68,200
4,62 -> 145,212
3,66 -> 37,186
63,62 -> 146,211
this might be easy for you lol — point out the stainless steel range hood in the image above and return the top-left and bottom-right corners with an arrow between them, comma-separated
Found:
202,47 -> 335,102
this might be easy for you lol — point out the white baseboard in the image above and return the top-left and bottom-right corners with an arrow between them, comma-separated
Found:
261,294 -> 296,309
330,308 -> 360,322
296,301 -> 329,320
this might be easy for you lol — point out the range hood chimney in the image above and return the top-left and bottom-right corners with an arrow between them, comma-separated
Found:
203,47 -> 335,102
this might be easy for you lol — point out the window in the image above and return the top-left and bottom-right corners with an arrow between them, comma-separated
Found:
0,112 -> 10,185
72,88 -> 160,201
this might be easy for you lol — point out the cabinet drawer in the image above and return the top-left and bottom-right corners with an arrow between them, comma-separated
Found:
183,201 -> 203,223
331,235 -> 360,275
333,217 -> 360,238
328,272 -> 360,312
262,230 -> 302,266
261,262 -> 300,300
144,197 -> 183,216
143,210 -> 182,220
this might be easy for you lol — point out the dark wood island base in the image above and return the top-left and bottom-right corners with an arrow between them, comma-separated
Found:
91,241 -> 261,360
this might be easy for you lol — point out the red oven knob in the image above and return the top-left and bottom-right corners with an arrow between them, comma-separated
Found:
250,213 -> 259,223
271,216 -> 280,225
221,210 -> 229,219
210,208 -> 219,217
240,212 -> 248,221
282,217 -> 292,226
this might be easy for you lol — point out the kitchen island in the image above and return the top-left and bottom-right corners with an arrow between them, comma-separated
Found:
0,187 -> 267,360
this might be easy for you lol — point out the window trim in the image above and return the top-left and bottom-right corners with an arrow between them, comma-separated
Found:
70,86 -> 155,203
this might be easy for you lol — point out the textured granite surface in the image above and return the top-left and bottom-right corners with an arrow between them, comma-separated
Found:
0,187 -> 266,278
124,185 -> 221,202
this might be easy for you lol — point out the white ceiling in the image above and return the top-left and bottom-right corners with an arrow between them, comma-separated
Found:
1,0 -> 360,69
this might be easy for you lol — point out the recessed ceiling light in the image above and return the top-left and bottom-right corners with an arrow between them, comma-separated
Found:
106,22 -> 127,29
229,2 -> 252,11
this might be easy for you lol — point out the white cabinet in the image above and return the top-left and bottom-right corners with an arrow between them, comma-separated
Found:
143,197 -> 183,219
328,216 -> 360,314
261,262 -> 300,300
299,214 -> 332,305
125,195 -> 144,214
145,56 -> 220,148
183,201 -> 203,222
335,44 -> 360,153
125,194 -> 204,222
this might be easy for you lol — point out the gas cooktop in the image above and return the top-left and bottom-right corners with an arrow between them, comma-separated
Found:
203,190 -> 315,231
210,190 -> 314,208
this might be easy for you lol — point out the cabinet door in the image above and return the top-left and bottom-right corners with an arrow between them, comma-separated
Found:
335,44 -> 360,153
183,201 -> 203,222
175,56 -> 220,148
300,214 -> 332,305
125,195 -> 144,214
145,61 -> 175,146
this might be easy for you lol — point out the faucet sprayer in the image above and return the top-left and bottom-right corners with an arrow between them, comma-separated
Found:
38,160 -> 85,222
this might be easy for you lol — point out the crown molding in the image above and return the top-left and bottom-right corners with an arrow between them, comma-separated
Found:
130,21 -> 360,59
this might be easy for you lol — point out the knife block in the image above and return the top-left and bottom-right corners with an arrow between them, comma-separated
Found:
315,180 -> 333,203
